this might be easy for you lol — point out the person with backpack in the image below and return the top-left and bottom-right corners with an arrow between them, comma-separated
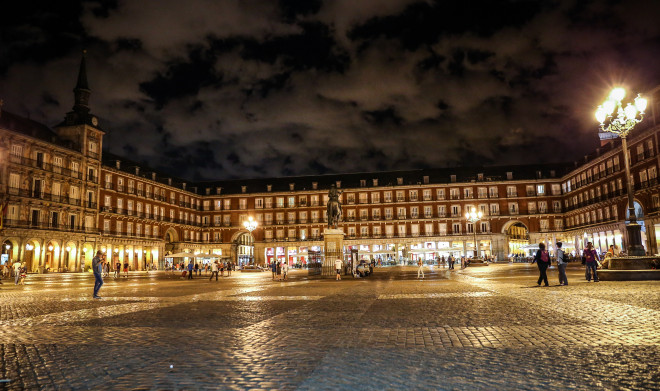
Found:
533,242 -> 551,287
583,242 -> 600,282
556,242 -> 568,286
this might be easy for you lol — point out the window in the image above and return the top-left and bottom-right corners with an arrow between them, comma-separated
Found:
288,196 -> 295,207
489,203 -> 499,215
372,209 -> 381,220
451,205 -> 461,216
265,197 -> 273,208
438,223 -> 447,235
396,191 -> 405,202
371,192 -> 380,203
239,199 -> 247,210
452,223 -> 461,234
540,219 -> 549,232
409,190 -> 418,201
255,198 -> 263,208
436,189 -> 445,199
463,188 -> 473,199
437,205 -> 446,217
554,219 -> 563,230
450,188 -> 460,200
488,187 -> 498,198
506,186 -> 517,197
423,189 -> 432,201
509,202 -> 518,214
224,199 -> 231,210
384,192 -> 392,202
528,202 -> 537,214
385,208 -> 393,219
526,185 -> 535,196
411,206 -> 418,218
424,206 -> 432,218
478,187 -> 487,199
537,184 -> 545,195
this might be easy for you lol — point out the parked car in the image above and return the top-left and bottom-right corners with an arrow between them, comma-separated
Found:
356,262 -> 370,277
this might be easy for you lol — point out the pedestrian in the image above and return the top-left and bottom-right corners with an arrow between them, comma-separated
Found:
187,261 -> 194,279
92,251 -> 105,299
282,262 -> 288,280
583,242 -> 600,282
18,266 -> 27,285
271,261 -> 277,280
448,255 -> 454,270
123,260 -> 129,278
461,256 -> 466,269
13,260 -> 22,285
210,261 -> 219,281
227,261 -> 232,276
533,242 -> 550,287
194,262 -> 199,276
417,258 -> 425,279
335,258 -> 343,281
276,261 -> 282,280
114,257 -> 121,278
556,242 -> 568,286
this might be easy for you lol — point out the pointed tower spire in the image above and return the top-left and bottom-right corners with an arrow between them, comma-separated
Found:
72,50 -> 91,113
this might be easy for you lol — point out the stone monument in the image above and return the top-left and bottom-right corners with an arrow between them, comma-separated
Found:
323,184 -> 344,275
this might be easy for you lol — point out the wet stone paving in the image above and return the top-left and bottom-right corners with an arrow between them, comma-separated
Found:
0,264 -> 659,390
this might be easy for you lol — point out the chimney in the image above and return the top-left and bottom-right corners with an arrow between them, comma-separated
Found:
151,172 -> 156,181
115,160 -> 121,169
135,167 -> 140,175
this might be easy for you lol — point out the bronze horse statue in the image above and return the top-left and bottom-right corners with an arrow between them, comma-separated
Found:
327,199 -> 342,229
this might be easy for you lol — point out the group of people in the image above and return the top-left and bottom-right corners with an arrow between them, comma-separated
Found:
533,241 -> 602,286
271,261 -> 289,281
0,260 -> 27,286
179,261 -> 234,279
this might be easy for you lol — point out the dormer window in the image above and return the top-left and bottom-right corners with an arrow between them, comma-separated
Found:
289,183 -> 295,191
312,182 -> 318,190
506,172 -> 513,180
450,175 -> 457,183
267,185 -> 272,192
242,186 -> 247,193
336,181 -> 341,188
423,176 -> 429,184
373,179 -> 378,186
397,177 -> 403,185
360,179 -> 366,187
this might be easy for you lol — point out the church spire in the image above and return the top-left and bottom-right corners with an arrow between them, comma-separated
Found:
72,50 -> 91,113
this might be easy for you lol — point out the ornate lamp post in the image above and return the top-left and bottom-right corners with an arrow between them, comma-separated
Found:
465,207 -> 483,259
595,87 -> 648,256
243,216 -> 258,264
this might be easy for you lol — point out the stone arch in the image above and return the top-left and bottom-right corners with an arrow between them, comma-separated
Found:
232,231 -> 255,266
501,220 -> 528,234
164,227 -> 179,243
44,239 -> 61,271
23,238 -> 42,272
62,241 -> 77,271
1,238 -> 20,264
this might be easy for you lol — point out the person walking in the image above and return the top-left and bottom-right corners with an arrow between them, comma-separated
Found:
335,258 -> 343,280
271,261 -> 277,280
417,258 -> 425,279
227,261 -> 232,276
187,261 -> 194,279
114,257 -> 121,278
282,262 -> 288,280
123,261 -> 129,278
13,260 -> 22,285
583,242 -> 600,282
556,242 -> 568,286
276,261 -> 282,280
92,251 -> 105,299
210,260 -> 219,281
533,242 -> 551,286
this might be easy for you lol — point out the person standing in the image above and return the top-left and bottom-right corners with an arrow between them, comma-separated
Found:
13,260 -> 22,285
187,261 -> 194,279
92,251 -> 105,299
556,242 -> 568,286
227,261 -> 232,276
123,260 -> 129,278
114,257 -> 121,279
271,261 -> 277,280
448,255 -> 454,270
210,261 -> 219,281
282,262 -> 288,280
417,258 -> 425,279
583,242 -> 600,282
335,258 -> 343,280
534,243 -> 551,287
276,261 -> 282,280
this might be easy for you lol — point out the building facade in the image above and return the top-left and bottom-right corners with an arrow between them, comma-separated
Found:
2,61 -> 660,272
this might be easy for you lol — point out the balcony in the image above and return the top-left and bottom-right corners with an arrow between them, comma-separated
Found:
4,219 -> 98,234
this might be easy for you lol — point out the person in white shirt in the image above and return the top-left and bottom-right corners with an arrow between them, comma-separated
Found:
335,258 -> 343,280
417,258 -> 425,279
210,260 -> 219,281
282,262 -> 289,280
13,261 -> 22,285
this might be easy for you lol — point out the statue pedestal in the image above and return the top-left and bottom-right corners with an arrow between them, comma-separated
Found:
323,229 -> 345,276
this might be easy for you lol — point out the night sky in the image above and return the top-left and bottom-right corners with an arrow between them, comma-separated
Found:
1,0 -> 660,181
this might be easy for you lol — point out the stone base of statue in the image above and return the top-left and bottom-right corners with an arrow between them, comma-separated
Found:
467,258 -> 489,267
598,256 -> 660,281
323,228 -> 345,276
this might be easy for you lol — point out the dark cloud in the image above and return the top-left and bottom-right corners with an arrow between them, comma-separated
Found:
1,0 -> 660,181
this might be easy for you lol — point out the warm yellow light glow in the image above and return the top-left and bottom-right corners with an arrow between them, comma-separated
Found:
82,247 -> 87,253
624,103 -> 637,120
595,106 -> 607,123
603,99 -> 616,115
48,245 -> 54,251
635,95 -> 647,113
66,246 -> 71,252
610,87 -> 626,102
4,244 -> 10,250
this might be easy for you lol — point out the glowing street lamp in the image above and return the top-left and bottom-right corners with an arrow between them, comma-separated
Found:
595,87 -> 648,256
465,207 -> 483,258
243,216 -> 258,233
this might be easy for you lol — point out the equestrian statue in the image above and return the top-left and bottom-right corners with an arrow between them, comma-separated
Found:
326,184 -> 343,229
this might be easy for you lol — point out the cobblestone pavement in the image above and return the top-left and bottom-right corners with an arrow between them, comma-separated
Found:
0,264 -> 658,390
